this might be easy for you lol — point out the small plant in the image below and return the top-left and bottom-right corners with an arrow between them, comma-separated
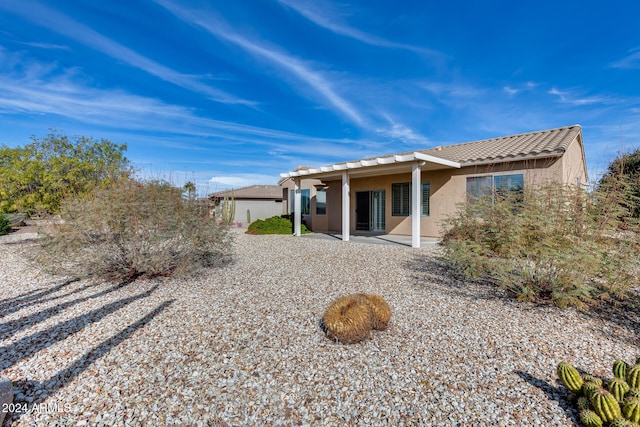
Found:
320,294 -> 391,344
0,212 -> 10,236
246,209 -> 251,225
556,359 -> 640,426
246,216 -> 310,235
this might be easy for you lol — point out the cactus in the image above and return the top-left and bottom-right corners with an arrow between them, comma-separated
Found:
615,360 -> 629,380
577,396 -> 593,410
246,209 -> 251,225
584,382 -> 601,399
628,389 -> 640,400
623,397 -> 640,423
363,294 -> 391,331
609,377 -> 631,402
590,387 -> 622,423
321,295 -> 373,344
610,419 -> 640,427
221,193 -> 236,225
583,375 -> 604,387
579,409 -> 603,427
628,365 -> 640,389
557,362 -> 584,393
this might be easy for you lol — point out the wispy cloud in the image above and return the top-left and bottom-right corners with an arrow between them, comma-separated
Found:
610,47 -> 640,69
277,0 -> 439,56
0,0 -> 250,105
548,87 -> 614,106
0,51 -> 377,165
375,115 -> 428,145
154,0 -> 365,126
420,81 -> 485,99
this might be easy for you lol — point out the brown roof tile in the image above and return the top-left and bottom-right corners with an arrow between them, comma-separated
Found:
209,185 -> 282,200
338,125 -> 581,166
419,125 -> 581,165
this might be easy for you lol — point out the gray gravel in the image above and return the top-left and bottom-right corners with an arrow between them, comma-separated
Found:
1,230 -> 638,426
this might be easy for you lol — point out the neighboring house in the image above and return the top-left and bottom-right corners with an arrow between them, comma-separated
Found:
209,185 -> 283,225
279,125 -> 588,247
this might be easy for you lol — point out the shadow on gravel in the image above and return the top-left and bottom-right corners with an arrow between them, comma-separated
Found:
0,280 -> 137,341
0,284 -> 160,371
7,299 -> 174,425
0,278 -> 81,319
515,370 -> 579,427
404,253 -> 512,303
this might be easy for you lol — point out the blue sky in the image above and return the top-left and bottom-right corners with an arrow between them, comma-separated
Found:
1,1 -> 639,194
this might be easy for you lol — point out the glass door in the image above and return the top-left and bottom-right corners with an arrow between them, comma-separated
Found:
370,190 -> 386,232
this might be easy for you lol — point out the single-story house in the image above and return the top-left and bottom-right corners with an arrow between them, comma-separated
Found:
279,125 -> 588,247
209,185 -> 283,225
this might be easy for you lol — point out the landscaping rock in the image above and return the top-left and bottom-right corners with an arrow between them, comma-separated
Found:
6,213 -> 28,227
0,377 -> 12,426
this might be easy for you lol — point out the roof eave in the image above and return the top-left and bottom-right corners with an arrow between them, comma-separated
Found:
279,152 -> 460,180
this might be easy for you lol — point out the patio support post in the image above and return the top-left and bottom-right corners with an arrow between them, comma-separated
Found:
411,161 -> 421,248
341,171 -> 350,242
294,177 -> 302,237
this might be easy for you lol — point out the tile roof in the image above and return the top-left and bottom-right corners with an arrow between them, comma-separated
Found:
280,125 -> 583,180
416,125 -> 581,165
209,185 -> 282,200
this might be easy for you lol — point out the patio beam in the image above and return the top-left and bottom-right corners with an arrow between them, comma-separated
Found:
342,171 -> 350,242
294,178 -> 301,237
411,161 -> 421,248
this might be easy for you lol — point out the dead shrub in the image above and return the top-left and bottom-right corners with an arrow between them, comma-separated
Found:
35,179 -> 233,281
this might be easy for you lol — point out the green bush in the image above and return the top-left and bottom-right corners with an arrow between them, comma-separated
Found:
35,179 -> 233,281
0,212 -> 10,235
246,216 -> 310,235
441,183 -> 638,309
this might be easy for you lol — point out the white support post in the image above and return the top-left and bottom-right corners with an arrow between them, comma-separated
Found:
411,162 -> 421,248
341,171 -> 350,242
294,178 -> 302,237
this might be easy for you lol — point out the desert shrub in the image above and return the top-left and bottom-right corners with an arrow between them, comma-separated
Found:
36,179 -> 233,281
246,216 -> 310,234
0,213 -> 10,235
598,147 -> 640,224
441,183 -> 638,309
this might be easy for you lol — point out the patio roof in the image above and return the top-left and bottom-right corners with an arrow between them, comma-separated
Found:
279,125 -> 582,181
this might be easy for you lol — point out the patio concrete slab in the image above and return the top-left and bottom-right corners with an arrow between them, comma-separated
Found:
300,232 -> 440,247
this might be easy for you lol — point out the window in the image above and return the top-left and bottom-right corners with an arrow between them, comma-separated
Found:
392,183 -> 410,216
392,181 -> 431,216
316,188 -> 326,215
422,182 -> 430,216
290,189 -> 311,214
467,174 -> 524,203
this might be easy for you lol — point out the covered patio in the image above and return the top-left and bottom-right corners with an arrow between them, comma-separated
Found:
280,151 -> 460,248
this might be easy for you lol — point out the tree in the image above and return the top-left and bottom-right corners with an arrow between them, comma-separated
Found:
0,131 -> 131,214
183,181 -> 196,200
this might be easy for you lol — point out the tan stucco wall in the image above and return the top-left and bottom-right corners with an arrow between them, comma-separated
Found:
280,140 -> 587,237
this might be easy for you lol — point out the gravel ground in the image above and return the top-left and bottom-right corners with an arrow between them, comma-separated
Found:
1,230 -> 638,426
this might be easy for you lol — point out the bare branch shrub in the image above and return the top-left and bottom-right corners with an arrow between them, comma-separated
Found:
441,182 -> 639,309
36,179 -> 234,281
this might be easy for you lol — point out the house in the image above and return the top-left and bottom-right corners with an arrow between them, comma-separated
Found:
209,185 -> 283,225
279,125 -> 588,248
